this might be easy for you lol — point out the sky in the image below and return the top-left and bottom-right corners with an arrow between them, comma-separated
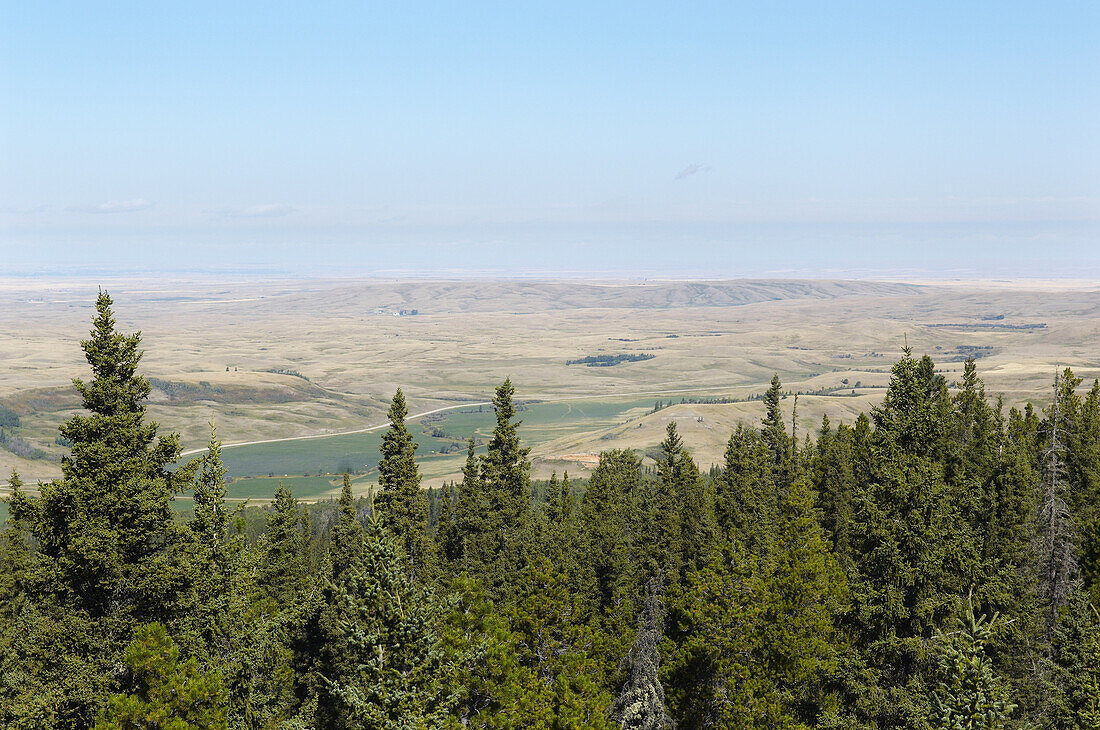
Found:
2,1 -> 1097,278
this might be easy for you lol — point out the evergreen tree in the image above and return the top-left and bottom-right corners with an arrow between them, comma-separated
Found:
329,474 -> 365,581
508,557 -> 615,729
454,438 -> 486,572
5,291 -> 196,728
762,374 -> 792,479
318,517 -> 441,728
257,487 -> 308,608
436,480 -> 462,567
1037,369 -> 1081,638
436,576 -> 528,728
1045,589 -> 1100,730
844,348 -> 970,727
655,423 -> 716,585
95,623 -> 227,730
576,451 -> 636,621
376,389 -> 435,581
0,469 -> 30,622
647,424 -> 685,589
474,379 -> 533,598
612,576 -> 675,730
37,291 -> 192,617
718,424 -> 777,552
191,421 -> 230,561
930,602 -> 1018,730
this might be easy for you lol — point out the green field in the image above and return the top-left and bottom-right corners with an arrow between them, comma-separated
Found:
209,395 -> 681,482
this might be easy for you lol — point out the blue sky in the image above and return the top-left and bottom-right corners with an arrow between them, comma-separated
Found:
2,2 -> 1097,277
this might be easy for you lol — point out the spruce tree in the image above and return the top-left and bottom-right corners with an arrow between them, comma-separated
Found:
257,487 -> 308,608
647,424 -> 685,589
576,451 -> 636,621
454,438 -> 486,571
376,389 -> 435,581
435,480 -> 461,567
1037,370 -> 1081,638
475,379 -> 533,598
612,576 -> 675,730
930,602 -> 1018,730
37,290 -> 191,617
7,291 -> 195,728
762,374 -> 791,478
654,423 -> 715,585
191,421 -> 230,561
329,474 -> 365,581
318,517 -> 442,728
0,469 -> 30,620
717,424 -> 776,551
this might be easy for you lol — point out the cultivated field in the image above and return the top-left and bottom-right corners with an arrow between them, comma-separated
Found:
2,277 -> 1099,500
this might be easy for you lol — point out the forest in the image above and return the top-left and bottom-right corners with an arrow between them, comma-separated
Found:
1,291 -> 1098,730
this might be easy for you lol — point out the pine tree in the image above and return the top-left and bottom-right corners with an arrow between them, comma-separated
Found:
437,576 -> 528,727
508,557 -> 615,729
95,623 -> 227,730
376,389 -> 435,581
761,476 -> 847,703
665,543 -> 779,728
612,576 -> 675,730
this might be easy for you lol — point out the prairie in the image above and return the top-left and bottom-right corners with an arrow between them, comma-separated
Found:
3,276 -> 1099,498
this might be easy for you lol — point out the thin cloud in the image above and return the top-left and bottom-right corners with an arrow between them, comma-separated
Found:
69,198 -> 155,213
211,203 -> 295,218
675,163 -> 712,180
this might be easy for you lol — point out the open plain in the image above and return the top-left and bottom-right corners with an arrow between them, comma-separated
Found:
3,276 -> 1099,501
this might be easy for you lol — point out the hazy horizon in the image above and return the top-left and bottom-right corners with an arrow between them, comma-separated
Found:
3,2 -> 1097,279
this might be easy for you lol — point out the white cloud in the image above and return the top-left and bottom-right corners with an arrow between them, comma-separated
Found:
69,198 -> 156,213
675,163 -> 712,180
233,203 -> 294,218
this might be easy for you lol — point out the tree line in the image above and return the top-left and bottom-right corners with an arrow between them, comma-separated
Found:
1,291 -> 1099,729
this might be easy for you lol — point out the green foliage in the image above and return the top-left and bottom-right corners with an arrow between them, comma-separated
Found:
930,603 -> 1017,730
612,577 -> 674,730
95,623 -> 226,730
316,518 -> 441,728
376,389 -> 435,581
10,291 -> 1100,729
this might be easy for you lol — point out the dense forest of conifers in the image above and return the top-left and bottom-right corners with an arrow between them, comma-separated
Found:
2,291 -> 1099,730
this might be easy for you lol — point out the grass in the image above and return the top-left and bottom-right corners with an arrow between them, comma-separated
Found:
6,277 -> 1100,488
206,394 -> 704,484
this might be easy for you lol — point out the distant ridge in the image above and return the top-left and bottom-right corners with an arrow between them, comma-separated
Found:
270,279 -> 924,315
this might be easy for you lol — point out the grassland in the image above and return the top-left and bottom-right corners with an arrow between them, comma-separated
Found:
3,276 -> 1099,500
